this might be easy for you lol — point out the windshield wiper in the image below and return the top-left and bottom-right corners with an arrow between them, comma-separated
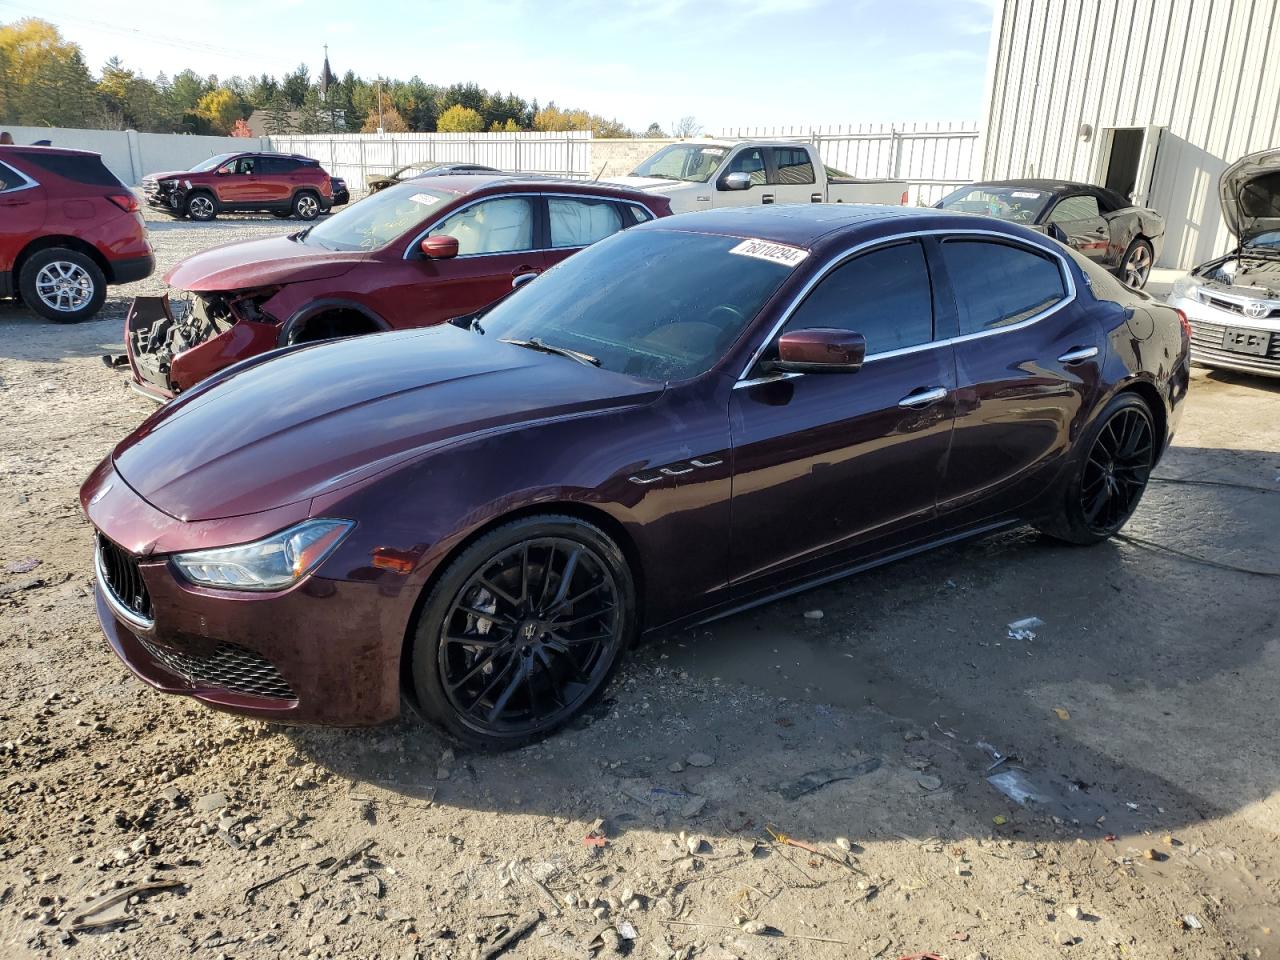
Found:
500,337 -> 600,367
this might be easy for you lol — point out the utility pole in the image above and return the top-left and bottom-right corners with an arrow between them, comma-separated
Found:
377,80 -> 385,135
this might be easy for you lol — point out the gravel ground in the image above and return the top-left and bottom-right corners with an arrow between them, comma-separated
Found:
0,215 -> 1278,960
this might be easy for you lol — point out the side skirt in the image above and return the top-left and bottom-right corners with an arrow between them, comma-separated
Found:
641,516 -> 1022,639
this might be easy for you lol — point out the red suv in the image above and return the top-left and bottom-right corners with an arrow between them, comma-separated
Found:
1,146 -> 154,322
125,176 -> 670,399
142,152 -> 337,222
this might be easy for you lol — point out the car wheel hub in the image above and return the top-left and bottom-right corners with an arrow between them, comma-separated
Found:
438,537 -> 621,735
34,261 -> 93,312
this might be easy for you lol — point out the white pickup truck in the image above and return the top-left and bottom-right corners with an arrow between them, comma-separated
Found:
604,139 -> 907,214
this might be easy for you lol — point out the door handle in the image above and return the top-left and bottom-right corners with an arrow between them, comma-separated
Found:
898,386 -> 948,408
761,193 -> 775,204
810,192 -> 822,203
511,265 -> 541,276
1058,346 -> 1099,365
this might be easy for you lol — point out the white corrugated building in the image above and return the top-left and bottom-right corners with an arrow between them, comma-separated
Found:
979,0 -> 1280,268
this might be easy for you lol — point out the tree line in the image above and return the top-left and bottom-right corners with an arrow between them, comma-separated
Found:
0,18 -> 699,139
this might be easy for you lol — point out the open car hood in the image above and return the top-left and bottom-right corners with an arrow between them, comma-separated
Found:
110,325 -> 663,522
1220,149 -> 1280,246
164,234 -> 368,293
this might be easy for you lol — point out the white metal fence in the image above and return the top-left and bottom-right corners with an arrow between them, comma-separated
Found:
269,132 -> 592,194
718,122 -> 980,205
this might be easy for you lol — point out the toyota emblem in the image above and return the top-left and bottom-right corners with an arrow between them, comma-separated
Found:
1244,300 -> 1270,320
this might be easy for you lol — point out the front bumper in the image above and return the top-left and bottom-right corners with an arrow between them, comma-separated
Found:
83,461 -> 405,725
1168,291 -> 1280,378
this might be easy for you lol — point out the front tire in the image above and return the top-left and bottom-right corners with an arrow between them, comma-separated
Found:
410,515 -> 636,748
1119,237 -> 1154,289
292,191 -> 321,221
185,192 -> 217,222
19,248 -> 106,322
1036,394 -> 1155,545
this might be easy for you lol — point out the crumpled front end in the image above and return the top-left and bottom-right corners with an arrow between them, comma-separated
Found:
126,292 -> 281,401
141,177 -> 184,214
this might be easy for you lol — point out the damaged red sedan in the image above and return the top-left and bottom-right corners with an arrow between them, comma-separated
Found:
125,176 -> 668,400
83,204 -> 1189,747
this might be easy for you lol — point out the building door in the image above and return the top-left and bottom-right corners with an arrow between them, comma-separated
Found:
1099,126 -> 1164,205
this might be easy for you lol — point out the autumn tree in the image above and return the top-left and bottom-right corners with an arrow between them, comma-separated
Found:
437,104 -> 483,133
230,117 -> 252,137
533,102 -> 629,138
196,87 -> 242,135
361,103 -> 408,133
0,18 -> 96,126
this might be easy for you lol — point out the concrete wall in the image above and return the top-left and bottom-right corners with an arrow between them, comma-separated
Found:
0,126 -> 272,185
981,0 -> 1280,269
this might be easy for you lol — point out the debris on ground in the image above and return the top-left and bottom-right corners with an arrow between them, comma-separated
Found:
1007,616 -> 1044,640
773,757 -> 881,800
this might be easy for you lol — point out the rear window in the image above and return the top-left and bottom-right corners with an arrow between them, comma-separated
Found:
940,239 -> 1067,334
17,151 -> 124,188
0,160 -> 26,192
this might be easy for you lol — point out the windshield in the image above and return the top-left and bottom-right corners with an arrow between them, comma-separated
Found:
630,144 -> 729,183
938,185 -> 1051,224
189,153 -> 237,173
476,228 -> 798,381
303,182 -> 453,251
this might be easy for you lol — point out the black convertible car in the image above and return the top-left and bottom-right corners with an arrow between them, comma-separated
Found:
938,179 -> 1165,289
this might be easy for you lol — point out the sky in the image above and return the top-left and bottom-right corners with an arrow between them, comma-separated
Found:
0,0 -> 996,130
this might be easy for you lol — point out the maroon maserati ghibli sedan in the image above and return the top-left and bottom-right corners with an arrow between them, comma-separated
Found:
82,204 -> 1190,747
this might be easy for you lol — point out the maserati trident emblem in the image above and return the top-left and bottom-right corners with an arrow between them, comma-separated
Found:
1244,300 -> 1270,320
521,622 -> 540,641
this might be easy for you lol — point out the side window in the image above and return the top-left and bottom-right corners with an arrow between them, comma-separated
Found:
254,157 -> 280,175
781,241 -> 934,353
623,203 -> 654,226
724,148 -> 767,186
236,157 -> 256,175
429,197 -> 535,255
548,197 -> 624,248
1049,195 -> 1101,223
940,239 -> 1067,334
0,160 -> 22,192
770,147 -> 816,185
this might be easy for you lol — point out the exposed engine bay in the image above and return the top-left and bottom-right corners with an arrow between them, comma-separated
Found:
126,291 -> 276,396
1190,248 -> 1280,300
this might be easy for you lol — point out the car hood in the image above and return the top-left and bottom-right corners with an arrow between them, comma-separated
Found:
1220,149 -> 1280,246
146,169 -> 190,181
164,234 -> 368,292
111,325 -> 664,522
603,176 -> 697,194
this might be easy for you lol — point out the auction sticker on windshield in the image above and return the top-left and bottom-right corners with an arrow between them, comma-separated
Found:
729,238 -> 810,267
409,193 -> 440,206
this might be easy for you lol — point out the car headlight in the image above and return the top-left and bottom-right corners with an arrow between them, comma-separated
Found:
1169,274 -> 1202,303
172,519 -> 353,591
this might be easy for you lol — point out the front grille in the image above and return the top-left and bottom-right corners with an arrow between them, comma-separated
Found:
1187,318 -> 1280,370
138,638 -> 297,701
1201,293 -> 1280,319
97,536 -> 153,623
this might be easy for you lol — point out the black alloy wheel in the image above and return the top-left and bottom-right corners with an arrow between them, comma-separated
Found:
1079,405 -> 1154,535
1037,393 -> 1156,544
411,517 -> 634,747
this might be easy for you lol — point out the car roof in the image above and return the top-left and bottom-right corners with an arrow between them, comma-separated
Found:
968,178 -> 1130,207
0,144 -> 100,160
633,203 -> 986,248
423,174 -> 663,204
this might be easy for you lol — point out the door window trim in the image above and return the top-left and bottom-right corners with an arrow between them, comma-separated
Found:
0,160 -> 40,195
402,191 -> 655,259
735,227 -> 1076,386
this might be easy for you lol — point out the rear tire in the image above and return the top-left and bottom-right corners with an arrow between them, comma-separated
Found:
409,515 -> 636,749
292,190 -> 321,221
185,192 -> 217,222
18,248 -> 106,322
1119,237 -> 1154,289
1035,393 -> 1155,545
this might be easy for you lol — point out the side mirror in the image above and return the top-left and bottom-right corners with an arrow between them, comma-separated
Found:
720,171 -> 752,191
511,271 -> 538,290
771,328 -> 866,373
420,235 -> 460,259
1046,223 -> 1069,244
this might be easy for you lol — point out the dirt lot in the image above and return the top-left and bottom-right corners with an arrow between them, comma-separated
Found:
1,210 -> 1278,960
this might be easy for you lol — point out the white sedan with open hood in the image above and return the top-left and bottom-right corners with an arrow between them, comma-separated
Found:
1168,149 -> 1280,378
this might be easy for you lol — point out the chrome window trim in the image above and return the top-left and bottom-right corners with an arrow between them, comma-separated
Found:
734,227 -> 1077,385
401,191 -> 654,260
94,543 -> 155,631
0,160 -> 40,196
